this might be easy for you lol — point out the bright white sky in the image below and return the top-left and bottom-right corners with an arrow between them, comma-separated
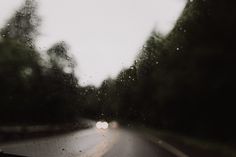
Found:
0,0 -> 187,87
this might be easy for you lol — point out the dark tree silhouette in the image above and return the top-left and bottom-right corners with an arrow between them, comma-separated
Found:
99,0 -> 236,143
0,0 -> 40,48
1,0 -> 236,146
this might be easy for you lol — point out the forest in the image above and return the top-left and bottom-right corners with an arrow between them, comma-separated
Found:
0,0 -> 236,144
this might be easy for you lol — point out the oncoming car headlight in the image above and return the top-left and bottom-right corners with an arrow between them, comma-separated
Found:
96,121 -> 109,129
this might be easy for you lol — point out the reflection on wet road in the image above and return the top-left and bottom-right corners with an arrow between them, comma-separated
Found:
0,127 -> 187,157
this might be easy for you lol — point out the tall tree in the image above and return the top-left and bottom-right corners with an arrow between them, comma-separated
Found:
47,41 -> 76,74
0,0 -> 40,48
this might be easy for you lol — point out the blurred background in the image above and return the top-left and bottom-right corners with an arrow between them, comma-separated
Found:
0,0 -> 236,156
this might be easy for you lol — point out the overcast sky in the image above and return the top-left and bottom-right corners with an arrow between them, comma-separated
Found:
0,0 -> 187,87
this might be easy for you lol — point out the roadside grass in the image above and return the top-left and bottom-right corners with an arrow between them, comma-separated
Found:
0,119 -> 94,145
135,126 -> 236,157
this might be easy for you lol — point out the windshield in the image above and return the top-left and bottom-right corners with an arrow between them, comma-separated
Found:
0,0 -> 235,157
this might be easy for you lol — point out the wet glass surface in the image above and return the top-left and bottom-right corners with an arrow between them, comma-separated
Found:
0,0 -> 236,157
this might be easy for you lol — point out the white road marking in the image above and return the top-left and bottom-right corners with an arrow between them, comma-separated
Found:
145,135 -> 189,157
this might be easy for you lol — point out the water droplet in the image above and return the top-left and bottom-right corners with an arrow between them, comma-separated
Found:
21,67 -> 33,77
63,67 -> 72,73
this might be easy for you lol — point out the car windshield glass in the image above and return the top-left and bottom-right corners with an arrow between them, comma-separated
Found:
0,0 -> 235,157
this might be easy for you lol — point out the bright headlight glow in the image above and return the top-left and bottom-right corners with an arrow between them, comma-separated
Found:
102,122 -> 108,129
96,121 -> 103,129
96,121 -> 109,129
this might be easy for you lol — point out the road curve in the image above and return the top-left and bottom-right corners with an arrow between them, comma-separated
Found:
0,127 -> 188,157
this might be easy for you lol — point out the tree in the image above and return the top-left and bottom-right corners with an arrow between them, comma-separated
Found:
0,0 -> 42,123
0,0 -> 40,48
47,41 -> 76,74
38,41 -> 79,122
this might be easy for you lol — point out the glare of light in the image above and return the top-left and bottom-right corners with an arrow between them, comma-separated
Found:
96,121 -> 109,129
96,121 -> 103,129
102,122 -> 109,129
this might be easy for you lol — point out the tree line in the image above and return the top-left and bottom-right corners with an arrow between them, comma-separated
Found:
0,0 -> 236,143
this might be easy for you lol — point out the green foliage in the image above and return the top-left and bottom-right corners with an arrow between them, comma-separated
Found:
1,0 -> 236,144
0,0 -> 80,123
47,41 -> 76,73
0,0 -> 40,48
99,0 -> 236,143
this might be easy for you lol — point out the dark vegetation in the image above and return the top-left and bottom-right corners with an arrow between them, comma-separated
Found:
0,0 -> 236,144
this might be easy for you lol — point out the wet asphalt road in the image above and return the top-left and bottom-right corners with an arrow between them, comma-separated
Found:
0,127 -> 188,157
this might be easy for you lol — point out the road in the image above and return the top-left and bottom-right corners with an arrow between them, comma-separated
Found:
0,126 -> 188,157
